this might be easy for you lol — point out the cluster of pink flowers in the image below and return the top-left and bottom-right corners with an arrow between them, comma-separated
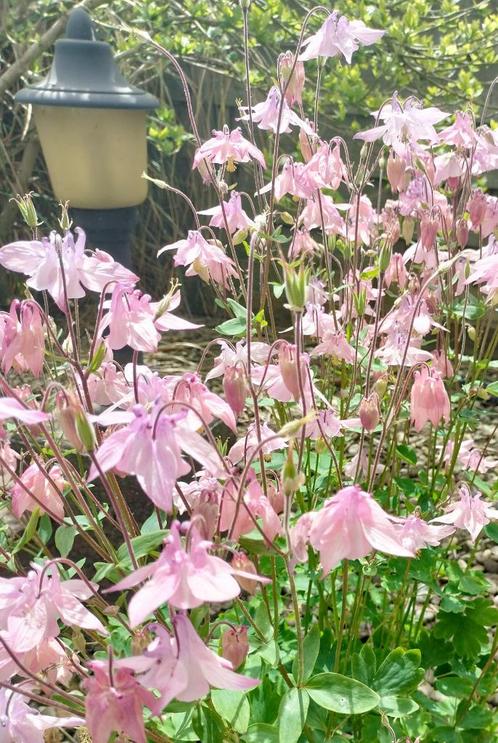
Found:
0,5 -> 497,741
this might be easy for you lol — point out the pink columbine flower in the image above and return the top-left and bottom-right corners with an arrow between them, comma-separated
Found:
305,142 -> 346,191
100,285 -> 199,353
107,521 -> 268,626
312,329 -> 356,364
0,686 -> 84,743
84,659 -> 158,743
384,253 -> 408,289
278,341 -> 309,401
278,51 -> 305,107
158,230 -> 237,288
305,485 -> 413,575
431,486 -> 498,542
393,515 -> 455,553
199,191 -> 255,235
240,86 -> 313,135
0,441 -> 18,490
165,371 -> 237,431
0,397 -> 49,426
0,300 -> 45,378
88,403 -> 220,512
223,365 -> 248,417
299,12 -> 384,63
122,615 -> 259,708
438,111 -> 477,148
0,562 -> 106,651
221,626 -> 249,670
206,339 -> 271,381
193,126 -> 265,172
410,366 -> 450,431
220,474 -> 282,542
466,235 -> 498,303
300,194 -> 346,234
11,462 -> 66,521
355,94 -> 448,155
259,159 -> 317,201
0,229 -> 138,311
228,422 -> 286,464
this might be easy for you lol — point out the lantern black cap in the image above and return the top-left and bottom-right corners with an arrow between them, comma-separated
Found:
16,7 -> 159,110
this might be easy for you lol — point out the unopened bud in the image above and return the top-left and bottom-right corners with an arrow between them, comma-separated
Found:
280,211 -> 295,226
373,374 -> 389,399
283,263 -> 308,312
467,324 -> 476,341
282,445 -> 305,498
456,218 -> 469,248
221,626 -> 249,669
231,552 -> 258,594
58,201 -> 72,232
353,287 -> 367,317
402,217 -> 415,244
224,365 -> 248,417
87,343 -> 107,374
379,242 -> 392,273
56,392 -> 95,453
12,192 -> 40,230
359,392 -> 381,432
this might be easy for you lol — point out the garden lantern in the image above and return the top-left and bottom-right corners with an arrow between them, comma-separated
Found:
16,7 -> 159,267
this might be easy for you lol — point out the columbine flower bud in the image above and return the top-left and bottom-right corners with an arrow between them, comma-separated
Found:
420,214 -> 439,250
467,189 -> 487,229
402,217 -> 415,244
223,365 -> 248,418
278,51 -> 305,108
359,392 -> 381,432
231,552 -> 259,594
299,125 -> 315,162
221,626 -> 249,670
282,445 -> 305,498
284,263 -> 308,312
379,241 -> 392,273
386,152 -> 408,192
373,373 -> 389,399
384,253 -> 407,289
58,201 -> 72,232
456,218 -> 469,248
12,192 -> 40,230
410,367 -> 450,432
353,287 -> 367,317
56,392 -> 95,453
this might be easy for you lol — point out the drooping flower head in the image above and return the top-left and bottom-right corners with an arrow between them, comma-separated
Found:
305,485 -> 413,575
106,521 -> 268,626
410,365 -> 450,431
193,126 -> 265,172
299,12 -> 384,63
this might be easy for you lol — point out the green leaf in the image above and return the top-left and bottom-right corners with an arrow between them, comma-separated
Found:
292,623 -> 320,683
115,530 -> 167,565
351,644 -> 376,687
226,299 -> 248,320
485,381 -> 498,397
243,723 -> 279,743
278,688 -> 309,743
211,689 -> 250,734
396,444 -> 417,465
305,673 -> 379,714
378,694 -> 419,717
12,508 -> 40,554
372,648 -> 424,696
484,523 -> 498,543
215,317 -> 247,337
55,525 -> 77,557
435,677 -> 474,698
458,571 -> 490,596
